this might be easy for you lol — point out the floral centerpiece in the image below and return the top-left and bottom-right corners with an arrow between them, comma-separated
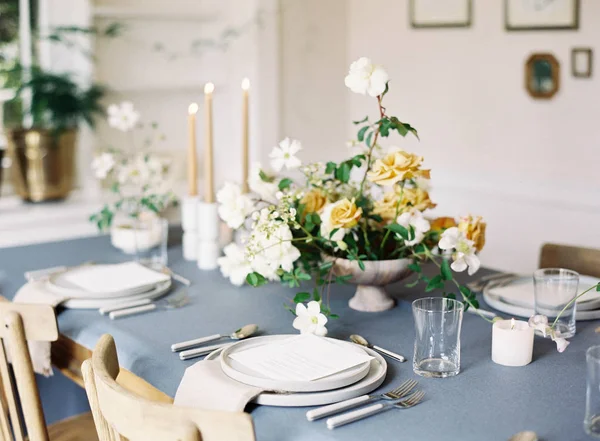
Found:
216,57 -> 487,331
90,102 -> 177,253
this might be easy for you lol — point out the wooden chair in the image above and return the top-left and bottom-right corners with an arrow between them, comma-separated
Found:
539,243 -> 600,278
82,334 -> 256,441
0,302 -> 97,441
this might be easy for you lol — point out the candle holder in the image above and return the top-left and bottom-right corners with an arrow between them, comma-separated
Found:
492,319 -> 534,367
181,196 -> 199,261
197,201 -> 220,270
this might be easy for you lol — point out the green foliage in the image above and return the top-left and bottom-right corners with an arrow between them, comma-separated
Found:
441,259 -> 453,281
278,178 -> 293,190
246,272 -> 268,287
88,205 -> 113,232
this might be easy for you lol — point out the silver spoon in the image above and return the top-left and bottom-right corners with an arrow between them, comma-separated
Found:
508,432 -> 538,441
350,334 -> 406,363
171,324 -> 258,352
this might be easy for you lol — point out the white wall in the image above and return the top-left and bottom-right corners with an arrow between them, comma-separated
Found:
346,0 -> 600,272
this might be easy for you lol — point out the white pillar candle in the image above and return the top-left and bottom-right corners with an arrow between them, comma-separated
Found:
197,201 -> 220,270
492,319 -> 534,367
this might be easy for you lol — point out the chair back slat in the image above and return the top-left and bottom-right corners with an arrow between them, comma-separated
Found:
84,334 -> 256,441
540,243 -> 600,278
0,340 -> 24,441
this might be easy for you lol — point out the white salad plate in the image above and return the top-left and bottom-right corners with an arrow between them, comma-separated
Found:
219,335 -> 372,393
207,342 -> 387,407
56,279 -> 172,309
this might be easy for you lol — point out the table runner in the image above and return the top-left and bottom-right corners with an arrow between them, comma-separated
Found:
0,234 -> 596,441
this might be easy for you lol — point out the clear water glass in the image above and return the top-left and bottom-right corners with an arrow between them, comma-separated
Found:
412,297 -> 464,378
533,268 -> 578,338
135,217 -> 169,268
585,345 -> 600,437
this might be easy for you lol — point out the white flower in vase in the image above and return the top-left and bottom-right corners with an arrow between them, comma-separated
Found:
91,152 -> 115,179
344,57 -> 389,97
248,162 -> 279,204
293,301 -> 328,336
217,182 -> 255,229
552,334 -> 570,353
396,209 -> 431,246
107,101 -> 140,132
217,243 -> 252,286
269,138 -> 302,171
438,227 -> 481,275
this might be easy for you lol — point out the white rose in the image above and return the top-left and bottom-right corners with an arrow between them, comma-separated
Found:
344,57 -> 389,97
217,182 -> 255,229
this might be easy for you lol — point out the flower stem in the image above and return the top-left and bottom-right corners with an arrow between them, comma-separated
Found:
551,283 -> 600,328
358,95 -> 385,196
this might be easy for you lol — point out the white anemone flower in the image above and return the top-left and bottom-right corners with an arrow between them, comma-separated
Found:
107,101 -> 140,132
396,209 -> 430,246
438,227 -> 481,275
91,152 -> 115,179
344,57 -> 389,97
552,334 -> 570,353
292,301 -> 328,336
217,243 -> 252,286
269,138 -> 302,171
528,315 -> 549,337
248,162 -> 279,204
216,182 -> 255,229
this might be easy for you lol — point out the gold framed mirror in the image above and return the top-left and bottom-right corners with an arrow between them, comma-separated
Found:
525,53 -> 560,99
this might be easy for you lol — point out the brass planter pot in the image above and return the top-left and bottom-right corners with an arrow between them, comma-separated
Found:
7,129 -> 77,202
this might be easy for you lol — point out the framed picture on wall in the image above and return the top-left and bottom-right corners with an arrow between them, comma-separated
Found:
571,48 -> 593,78
505,0 -> 580,31
410,0 -> 472,29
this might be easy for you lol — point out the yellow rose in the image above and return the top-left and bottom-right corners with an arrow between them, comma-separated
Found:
367,150 -> 431,186
430,216 -> 457,232
400,187 -> 436,211
372,192 -> 400,222
458,215 -> 486,252
329,198 -> 363,229
301,189 -> 327,214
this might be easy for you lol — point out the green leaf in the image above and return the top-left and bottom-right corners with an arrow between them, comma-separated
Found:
319,261 -> 333,273
408,262 -> 421,273
259,170 -> 275,183
293,292 -> 311,303
385,223 -> 409,240
278,178 -> 293,190
312,288 -> 321,302
441,259 -> 453,281
445,293 -> 457,300
353,116 -> 368,125
379,118 -> 392,137
596,283 -> 600,292
246,272 -> 267,287
329,314 -> 340,319
358,260 -> 365,271
335,162 -> 351,183
325,161 -> 337,175
459,285 -> 472,297
329,228 -> 340,239
425,275 -> 444,293
405,279 -> 420,288
335,275 -> 353,284
365,131 -> 374,147
357,126 -> 369,142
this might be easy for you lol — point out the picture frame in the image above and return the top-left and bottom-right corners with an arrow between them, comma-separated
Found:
525,53 -> 560,100
505,0 -> 580,31
571,48 -> 593,78
410,0 -> 472,29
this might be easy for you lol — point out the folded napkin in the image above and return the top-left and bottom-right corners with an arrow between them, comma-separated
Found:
174,359 -> 264,411
11,281 -> 68,376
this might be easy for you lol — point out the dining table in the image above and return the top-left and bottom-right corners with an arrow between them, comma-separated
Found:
0,231 -> 596,441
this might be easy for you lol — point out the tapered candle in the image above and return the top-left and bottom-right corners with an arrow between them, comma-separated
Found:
241,78 -> 250,193
187,103 -> 199,196
204,82 -> 215,203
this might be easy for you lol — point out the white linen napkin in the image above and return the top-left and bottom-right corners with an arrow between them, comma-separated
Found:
11,281 -> 68,376
174,359 -> 264,411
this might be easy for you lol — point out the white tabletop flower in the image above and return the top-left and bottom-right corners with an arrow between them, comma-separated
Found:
344,57 -> 389,97
107,101 -> 140,132
248,162 -> 279,204
218,243 -> 252,286
217,182 -> 255,229
293,301 -> 328,336
396,209 -> 430,246
269,138 -> 302,171
438,227 -> 481,275
91,152 -> 115,179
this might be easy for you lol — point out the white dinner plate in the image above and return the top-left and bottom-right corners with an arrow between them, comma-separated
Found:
483,289 -> 600,321
46,264 -> 167,299
206,342 -> 387,407
220,335 -> 372,393
485,275 -> 600,311
57,279 -> 172,309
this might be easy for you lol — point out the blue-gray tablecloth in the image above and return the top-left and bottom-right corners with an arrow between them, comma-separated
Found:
0,234 -> 596,441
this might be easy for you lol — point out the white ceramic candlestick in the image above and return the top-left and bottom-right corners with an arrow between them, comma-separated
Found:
197,202 -> 220,270
492,319 -> 534,367
182,196 -> 199,261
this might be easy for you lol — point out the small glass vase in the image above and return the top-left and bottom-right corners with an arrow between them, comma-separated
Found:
110,212 -> 168,268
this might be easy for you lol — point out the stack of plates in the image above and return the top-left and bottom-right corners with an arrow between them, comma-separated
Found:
43,262 -> 172,309
205,335 -> 388,407
483,275 -> 600,321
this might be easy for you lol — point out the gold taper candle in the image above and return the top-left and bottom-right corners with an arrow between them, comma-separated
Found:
204,82 -> 215,203
241,78 -> 250,193
187,103 -> 199,196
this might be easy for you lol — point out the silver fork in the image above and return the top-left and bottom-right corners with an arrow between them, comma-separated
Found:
107,290 -> 190,319
326,390 -> 425,429
305,379 -> 418,421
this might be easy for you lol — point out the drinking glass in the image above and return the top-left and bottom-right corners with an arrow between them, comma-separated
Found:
585,345 -> 600,437
533,268 -> 579,338
412,297 -> 464,378
134,216 -> 169,268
